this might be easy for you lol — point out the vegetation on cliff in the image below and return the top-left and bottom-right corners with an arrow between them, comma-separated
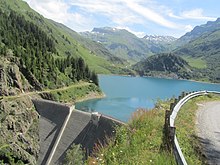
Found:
0,8 -> 98,90
0,1 -> 103,163
0,96 -> 39,164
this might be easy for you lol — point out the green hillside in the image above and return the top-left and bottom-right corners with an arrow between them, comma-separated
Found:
81,27 -> 151,63
0,0 -> 126,75
0,6 -> 98,90
81,27 -> 174,63
173,18 -> 220,82
53,22 -> 125,65
174,18 -> 220,47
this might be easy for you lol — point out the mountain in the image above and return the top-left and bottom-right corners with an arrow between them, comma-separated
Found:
52,22 -> 125,65
142,35 -> 176,53
175,18 -> 220,47
143,35 -> 176,44
81,27 -> 150,62
132,53 -> 192,79
173,18 -> 220,82
81,27 -> 175,63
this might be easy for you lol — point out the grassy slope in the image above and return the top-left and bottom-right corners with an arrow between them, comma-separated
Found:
1,82 -> 103,104
87,94 -> 220,165
40,83 -> 103,103
183,56 -> 207,69
0,0 -> 123,74
173,26 -> 220,82
175,94 -> 220,165
88,100 -> 176,165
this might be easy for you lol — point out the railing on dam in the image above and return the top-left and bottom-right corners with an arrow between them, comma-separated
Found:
164,90 -> 220,165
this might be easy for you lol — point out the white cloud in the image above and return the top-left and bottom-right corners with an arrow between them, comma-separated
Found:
23,0 -> 217,37
167,8 -> 216,22
184,25 -> 193,32
123,1 -> 178,29
168,12 -> 183,19
70,0 -> 178,29
23,0 -> 94,31
176,9 -> 216,21
69,0 -> 146,26
181,9 -> 216,21
25,0 -> 70,23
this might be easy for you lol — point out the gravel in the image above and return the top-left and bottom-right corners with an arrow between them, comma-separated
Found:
196,101 -> 220,165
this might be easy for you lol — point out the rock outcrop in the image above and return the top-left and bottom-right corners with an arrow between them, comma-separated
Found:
0,96 -> 40,164
0,57 -> 33,96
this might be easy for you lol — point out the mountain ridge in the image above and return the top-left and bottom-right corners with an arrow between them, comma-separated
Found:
173,17 -> 220,82
143,35 -> 176,44
174,17 -> 220,47
80,27 -> 175,63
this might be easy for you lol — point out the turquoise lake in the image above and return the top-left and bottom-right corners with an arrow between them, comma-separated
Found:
76,75 -> 220,122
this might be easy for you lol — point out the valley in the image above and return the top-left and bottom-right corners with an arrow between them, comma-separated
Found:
0,0 -> 220,164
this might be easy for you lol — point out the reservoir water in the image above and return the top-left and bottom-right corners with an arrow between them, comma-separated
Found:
76,75 -> 220,122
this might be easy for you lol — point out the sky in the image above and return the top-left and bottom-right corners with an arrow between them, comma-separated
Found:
23,0 -> 219,38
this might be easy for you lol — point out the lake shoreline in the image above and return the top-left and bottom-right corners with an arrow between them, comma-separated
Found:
98,73 -> 220,85
75,91 -> 106,103
75,75 -> 220,121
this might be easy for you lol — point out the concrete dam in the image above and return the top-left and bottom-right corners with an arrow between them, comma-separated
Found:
32,99 -> 124,165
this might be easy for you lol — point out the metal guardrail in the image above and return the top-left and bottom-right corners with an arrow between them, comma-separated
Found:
168,90 -> 220,165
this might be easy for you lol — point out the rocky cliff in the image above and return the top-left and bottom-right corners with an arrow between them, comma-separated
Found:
0,57 -> 29,96
0,96 -> 39,164
0,56 -> 41,164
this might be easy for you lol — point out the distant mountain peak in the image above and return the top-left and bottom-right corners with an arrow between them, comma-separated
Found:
143,35 -> 177,43
91,27 -> 123,34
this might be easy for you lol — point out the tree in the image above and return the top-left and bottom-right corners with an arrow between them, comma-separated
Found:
91,71 -> 99,86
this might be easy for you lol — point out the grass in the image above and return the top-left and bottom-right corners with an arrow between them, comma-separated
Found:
87,94 -> 220,165
41,83 -> 103,103
183,56 -> 207,69
175,94 -> 220,165
87,100 -> 176,165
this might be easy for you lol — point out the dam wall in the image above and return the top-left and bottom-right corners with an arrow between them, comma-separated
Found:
32,99 -> 124,165
32,99 -> 69,165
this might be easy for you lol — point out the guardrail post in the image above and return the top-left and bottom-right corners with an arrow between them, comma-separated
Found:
181,92 -> 185,98
165,110 -> 170,130
164,110 -> 171,151
174,98 -> 178,105
169,126 -> 175,148
170,103 -> 174,112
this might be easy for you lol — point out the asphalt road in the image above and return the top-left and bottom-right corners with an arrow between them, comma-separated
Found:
196,101 -> 220,165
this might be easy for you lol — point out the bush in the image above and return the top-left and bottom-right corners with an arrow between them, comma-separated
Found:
64,144 -> 84,165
